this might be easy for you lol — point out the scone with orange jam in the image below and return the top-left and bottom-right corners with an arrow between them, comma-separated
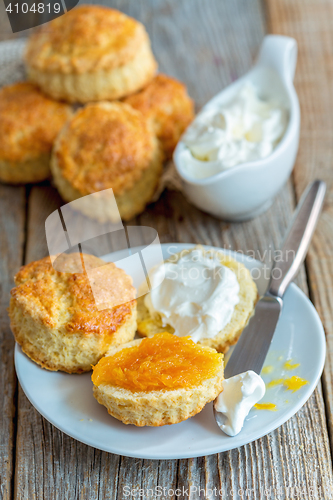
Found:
124,74 -> 195,159
9,253 -> 136,373
92,332 -> 224,426
51,101 -> 163,221
0,82 -> 72,184
25,5 -> 157,103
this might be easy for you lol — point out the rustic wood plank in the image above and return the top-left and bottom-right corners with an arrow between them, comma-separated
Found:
265,0 -> 333,464
138,189 -> 333,499
12,187 -> 333,500
0,1 -> 34,41
15,169 -> 333,492
0,1 -> 16,42
0,184 -> 26,500
10,0 -> 333,498
13,185 -> 122,500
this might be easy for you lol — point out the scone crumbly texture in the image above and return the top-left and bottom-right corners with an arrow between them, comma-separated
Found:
92,336 -> 224,426
9,253 -> 137,373
137,246 -> 258,353
51,101 -> 163,221
124,74 -> 195,159
24,5 -> 157,102
0,82 -> 72,184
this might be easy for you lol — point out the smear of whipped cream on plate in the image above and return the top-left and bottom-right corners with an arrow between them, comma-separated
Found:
214,371 -> 266,436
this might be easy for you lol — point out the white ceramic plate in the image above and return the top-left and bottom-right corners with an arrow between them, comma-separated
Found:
15,244 -> 326,459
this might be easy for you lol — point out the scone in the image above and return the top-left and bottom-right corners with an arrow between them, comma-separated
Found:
24,5 -> 157,103
9,253 -> 137,373
92,332 -> 224,426
124,74 -> 195,159
137,246 -> 258,353
0,82 -> 72,184
51,101 -> 163,221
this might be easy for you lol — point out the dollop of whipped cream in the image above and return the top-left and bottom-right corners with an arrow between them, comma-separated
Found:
181,83 -> 288,179
144,249 -> 240,342
214,371 -> 266,436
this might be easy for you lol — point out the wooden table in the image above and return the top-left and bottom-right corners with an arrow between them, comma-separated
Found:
1,0 -> 333,498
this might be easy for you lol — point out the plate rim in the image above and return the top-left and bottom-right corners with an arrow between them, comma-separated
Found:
14,243 -> 326,459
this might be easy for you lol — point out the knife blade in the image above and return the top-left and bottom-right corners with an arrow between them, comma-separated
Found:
224,179 -> 326,379
224,294 -> 282,378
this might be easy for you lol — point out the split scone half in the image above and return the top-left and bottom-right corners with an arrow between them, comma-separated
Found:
51,101 -> 163,222
124,74 -> 195,159
137,246 -> 258,353
92,332 -> 224,426
24,5 -> 157,103
9,253 -> 137,373
0,82 -> 72,184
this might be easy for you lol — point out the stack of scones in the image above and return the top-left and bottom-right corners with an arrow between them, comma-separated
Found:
7,6 -> 260,428
0,4 -> 195,220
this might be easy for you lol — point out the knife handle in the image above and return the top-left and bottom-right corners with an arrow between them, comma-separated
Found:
268,180 -> 326,298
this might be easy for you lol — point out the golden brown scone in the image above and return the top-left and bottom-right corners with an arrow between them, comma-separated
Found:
51,101 -> 163,221
137,246 -> 258,353
124,74 -> 194,159
0,82 -> 72,184
25,5 -> 157,103
9,253 -> 137,373
92,332 -> 224,426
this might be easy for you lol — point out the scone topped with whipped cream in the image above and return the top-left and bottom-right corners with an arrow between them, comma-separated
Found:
9,253 -> 137,373
0,82 -> 72,184
124,74 -> 195,159
25,5 -> 157,103
137,246 -> 258,352
51,101 -> 163,221
92,332 -> 224,426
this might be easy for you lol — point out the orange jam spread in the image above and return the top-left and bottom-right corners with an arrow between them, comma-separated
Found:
92,332 -> 223,392
267,378 -> 284,389
254,403 -> 277,411
284,359 -> 300,370
267,376 -> 308,392
283,376 -> 308,392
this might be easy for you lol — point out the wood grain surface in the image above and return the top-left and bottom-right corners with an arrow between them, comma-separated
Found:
0,186 -> 25,500
1,0 -> 333,498
266,0 -> 333,462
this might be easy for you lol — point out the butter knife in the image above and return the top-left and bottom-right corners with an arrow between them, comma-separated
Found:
224,179 -> 326,379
